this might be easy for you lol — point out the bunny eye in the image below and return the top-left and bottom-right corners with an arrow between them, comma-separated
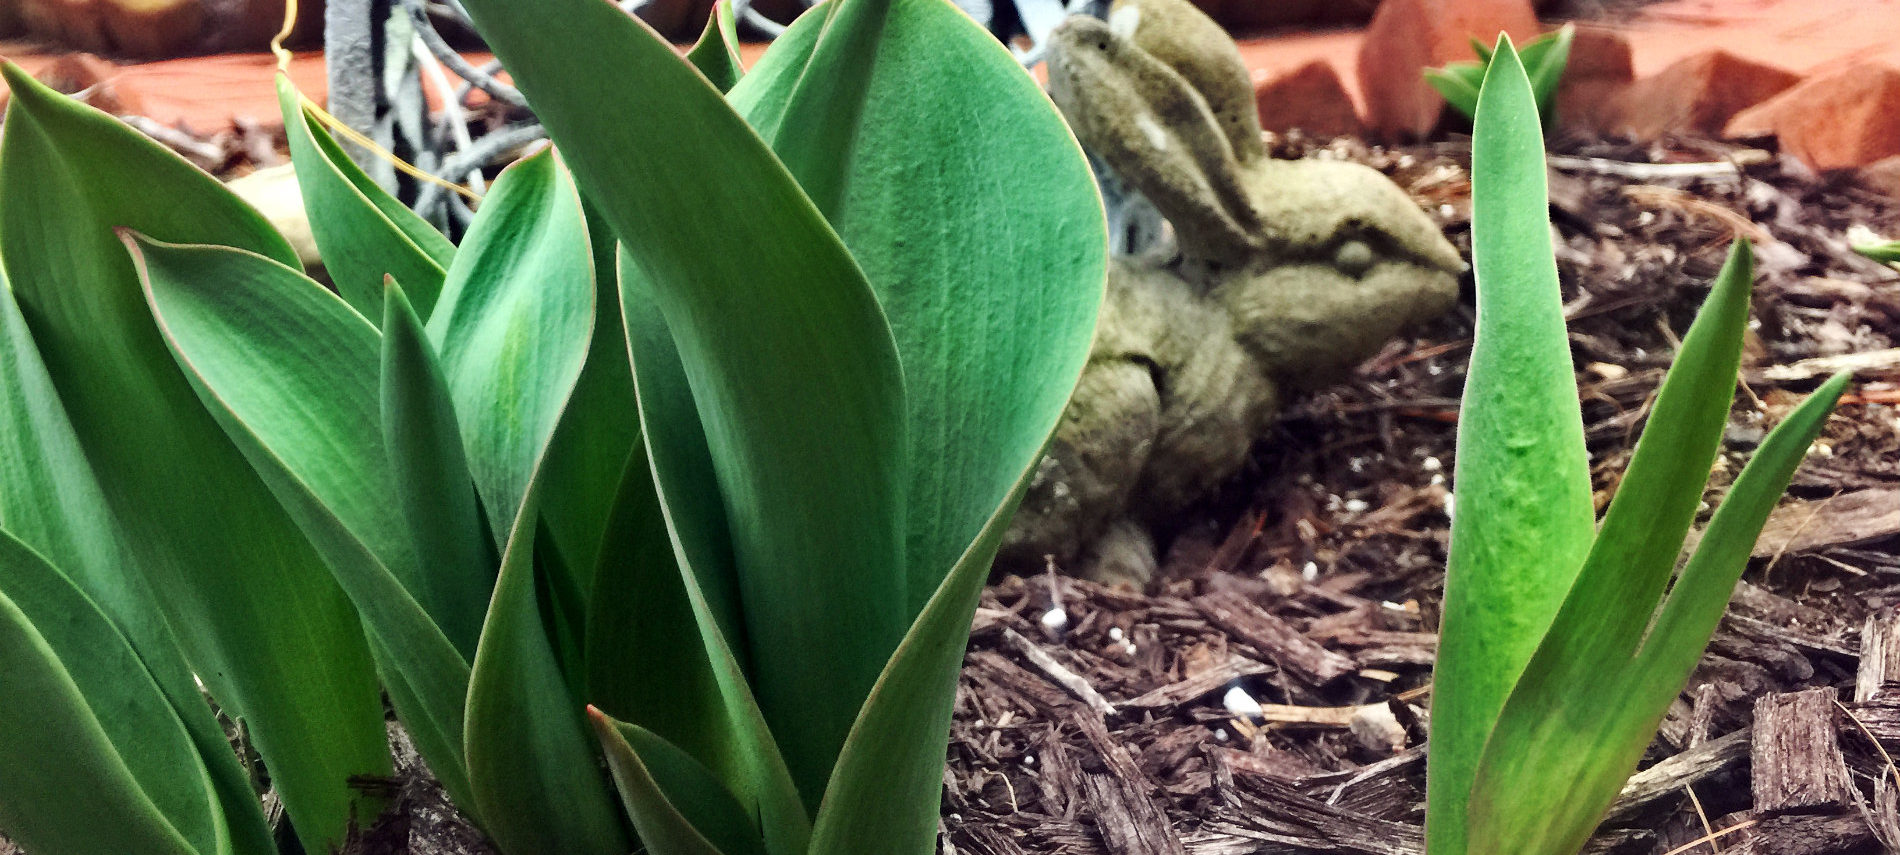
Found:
1333,239 -> 1374,276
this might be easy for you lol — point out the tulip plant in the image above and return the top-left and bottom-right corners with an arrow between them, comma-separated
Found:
1427,40 -> 1847,855
1426,24 -> 1573,132
0,0 -> 1106,852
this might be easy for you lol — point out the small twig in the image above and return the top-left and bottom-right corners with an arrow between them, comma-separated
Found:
1658,821 -> 1758,855
1685,784 -> 1719,853
1001,627 -> 1115,717
1547,154 -> 1744,181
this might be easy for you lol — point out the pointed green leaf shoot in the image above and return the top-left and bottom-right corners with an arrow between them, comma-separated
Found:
1437,34 -> 1847,855
1427,36 -> 1595,855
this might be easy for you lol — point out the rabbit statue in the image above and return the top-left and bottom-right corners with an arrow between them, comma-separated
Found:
1000,0 -> 1466,587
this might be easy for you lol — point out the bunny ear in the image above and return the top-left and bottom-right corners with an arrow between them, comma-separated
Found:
1047,15 -> 1261,265
1110,0 -> 1265,164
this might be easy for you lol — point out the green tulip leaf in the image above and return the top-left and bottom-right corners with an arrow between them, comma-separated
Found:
1426,38 -> 1595,855
728,0 -> 1107,611
615,252 -> 812,855
465,480 -> 630,855
686,0 -> 745,93
130,234 -> 479,809
593,710 -> 768,855
426,148 -> 594,559
454,0 -> 909,805
277,75 -> 454,317
382,279 -> 499,659
535,196 -> 641,607
0,62 -> 389,853
0,532 -> 223,855
0,260 -> 270,855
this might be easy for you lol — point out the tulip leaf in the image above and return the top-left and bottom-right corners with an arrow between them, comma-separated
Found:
617,254 -> 812,855
1426,38 -> 1595,855
454,0 -> 909,805
593,710 -> 769,855
276,76 -> 454,317
426,149 -> 594,559
465,481 -> 630,855
1856,240 -> 1900,264
382,279 -> 499,659
1469,376 -> 1846,855
0,262 -> 270,855
686,0 -> 745,93
809,471 -> 1038,854
728,0 -> 1107,611
0,532 -> 215,855
130,235 -> 479,809
536,196 -> 641,603
0,62 -> 389,853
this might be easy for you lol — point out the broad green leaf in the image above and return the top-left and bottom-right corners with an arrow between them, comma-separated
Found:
454,0 -> 909,803
617,251 -> 746,657
1426,38 -> 1595,855
465,482 -> 630,855
1523,25 -> 1573,129
383,279 -> 498,658
0,563 -> 198,855
809,469 -> 1041,854
736,0 -> 888,218
583,434 -> 733,774
0,62 -> 389,852
686,0 -> 746,93
1468,374 -> 1846,855
536,196 -> 641,603
617,254 -> 811,855
0,259 -> 269,855
729,0 -> 1107,612
427,149 -> 594,557
131,235 -> 479,810
0,535 -> 214,855
594,711 -> 769,855
277,76 -> 454,317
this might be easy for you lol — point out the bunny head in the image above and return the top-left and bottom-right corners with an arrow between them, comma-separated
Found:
1047,0 -> 1463,389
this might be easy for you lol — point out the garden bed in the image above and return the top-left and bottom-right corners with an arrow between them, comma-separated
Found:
934,132 -> 1900,854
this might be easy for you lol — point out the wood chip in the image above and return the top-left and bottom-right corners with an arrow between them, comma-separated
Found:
1121,658 -> 1272,709
1192,591 -> 1356,685
1752,489 -> 1900,557
1858,609 -> 1900,703
1752,689 -> 1855,816
1002,628 -> 1116,717
1728,812 -> 1879,855
1604,728 -> 1750,824
1755,347 -> 1900,382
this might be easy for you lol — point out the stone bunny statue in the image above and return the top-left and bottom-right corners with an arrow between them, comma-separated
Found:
999,0 -> 1465,587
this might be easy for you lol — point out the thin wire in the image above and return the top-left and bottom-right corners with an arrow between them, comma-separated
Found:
271,0 -> 482,201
